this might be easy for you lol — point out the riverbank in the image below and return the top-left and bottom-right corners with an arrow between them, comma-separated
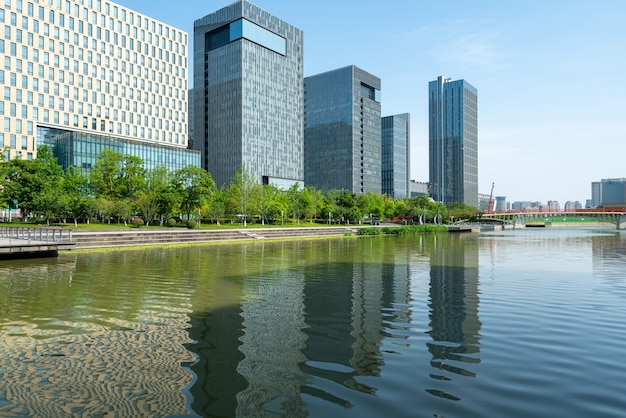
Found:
67,225 -> 361,252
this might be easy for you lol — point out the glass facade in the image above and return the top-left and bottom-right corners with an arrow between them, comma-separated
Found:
1,0 -> 189,162
193,0 -> 303,187
382,113 -> 410,198
594,178 -> 626,207
304,65 -> 382,194
38,126 -> 199,173
429,76 -> 478,207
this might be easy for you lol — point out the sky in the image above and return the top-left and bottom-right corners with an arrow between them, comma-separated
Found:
115,0 -> 626,205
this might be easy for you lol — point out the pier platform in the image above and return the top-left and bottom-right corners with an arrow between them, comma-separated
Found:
0,227 -> 75,259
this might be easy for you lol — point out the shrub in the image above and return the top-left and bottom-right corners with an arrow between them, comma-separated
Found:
186,219 -> 198,229
167,218 -> 177,227
357,227 -> 381,236
130,218 -> 143,228
357,225 -> 447,236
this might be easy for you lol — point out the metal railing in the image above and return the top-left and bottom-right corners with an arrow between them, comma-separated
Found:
0,227 -> 72,243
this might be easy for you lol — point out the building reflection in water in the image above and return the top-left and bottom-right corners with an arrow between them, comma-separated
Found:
183,236 -> 481,415
426,234 -> 482,400
592,231 -> 626,295
183,239 -> 414,415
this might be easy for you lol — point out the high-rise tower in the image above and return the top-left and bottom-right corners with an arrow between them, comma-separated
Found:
304,65 -> 381,194
428,76 -> 478,207
382,113 -> 410,198
193,0 -> 304,188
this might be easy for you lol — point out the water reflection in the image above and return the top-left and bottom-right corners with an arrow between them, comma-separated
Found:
592,231 -> 626,295
6,230 -> 623,416
426,234 -> 481,401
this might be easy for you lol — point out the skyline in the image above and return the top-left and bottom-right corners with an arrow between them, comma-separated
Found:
116,0 -> 626,205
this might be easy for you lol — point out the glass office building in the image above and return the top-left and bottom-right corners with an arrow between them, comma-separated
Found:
38,126 -> 199,173
193,0 -> 304,188
382,113 -> 410,198
428,76 -> 478,207
592,178 -> 626,208
304,65 -> 382,194
0,0 -> 195,170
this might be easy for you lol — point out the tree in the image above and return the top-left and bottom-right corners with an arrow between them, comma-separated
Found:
32,179 -> 65,225
203,187 -> 226,225
2,146 -> 63,220
227,167 -> 258,226
136,193 -> 160,226
286,183 -> 304,223
90,149 -> 124,199
298,187 -> 315,223
63,165 -> 94,226
145,166 -> 177,225
173,166 -> 216,220
119,155 -> 146,201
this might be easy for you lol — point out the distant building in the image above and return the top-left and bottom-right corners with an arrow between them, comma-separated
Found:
547,201 -> 560,211
428,76 -> 478,207
495,196 -> 507,212
2,0 -> 199,172
511,201 -> 543,211
409,180 -> 430,198
591,182 -> 602,208
591,178 -> 626,208
193,0 -> 304,188
304,65 -> 382,194
564,201 -> 583,210
382,114 -> 410,198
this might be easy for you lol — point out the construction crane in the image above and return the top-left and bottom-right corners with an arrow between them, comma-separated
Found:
487,182 -> 495,214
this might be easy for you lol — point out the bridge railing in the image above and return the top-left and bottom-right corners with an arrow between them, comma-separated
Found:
0,227 -> 72,243
486,208 -> 626,215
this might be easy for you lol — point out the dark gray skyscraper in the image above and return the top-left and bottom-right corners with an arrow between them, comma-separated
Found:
428,76 -> 478,207
382,113 -> 410,198
193,1 -> 304,188
304,65 -> 382,194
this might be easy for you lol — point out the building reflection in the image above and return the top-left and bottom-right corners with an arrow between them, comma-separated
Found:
591,231 -> 626,297
183,235 -> 482,415
184,239 -> 414,415
426,234 -> 482,399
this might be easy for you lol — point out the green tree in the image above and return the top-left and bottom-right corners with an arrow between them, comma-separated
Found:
112,198 -> 133,226
32,178 -> 65,225
90,149 -> 124,199
298,187 -> 315,223
63,165 -> 94,226
144,166 -> 177,225
203,187 -> 226,225
173,165 -> 216,220
119,155 -> 146,201
136,193 -> 160,226
2,146 -> 63,220
227,167 -> 258,226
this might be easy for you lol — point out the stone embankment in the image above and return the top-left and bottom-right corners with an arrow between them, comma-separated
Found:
70,226 -> 359,249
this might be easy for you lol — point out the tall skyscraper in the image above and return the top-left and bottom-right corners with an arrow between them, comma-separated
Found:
304,65 -> 381,194
1,0 -> 198,171
382,113 -> 410,198
193,0 -> 304,188
428,76 -> 478,207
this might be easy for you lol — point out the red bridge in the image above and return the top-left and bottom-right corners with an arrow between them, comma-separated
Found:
482,208 -> 626,230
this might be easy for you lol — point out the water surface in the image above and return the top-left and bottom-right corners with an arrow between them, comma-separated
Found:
1,228 -> 625,417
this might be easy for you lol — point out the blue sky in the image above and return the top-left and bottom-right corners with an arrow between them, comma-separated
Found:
117,0 -> 626,205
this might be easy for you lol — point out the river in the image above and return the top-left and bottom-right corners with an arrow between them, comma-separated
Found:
1,227 -> 625,417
